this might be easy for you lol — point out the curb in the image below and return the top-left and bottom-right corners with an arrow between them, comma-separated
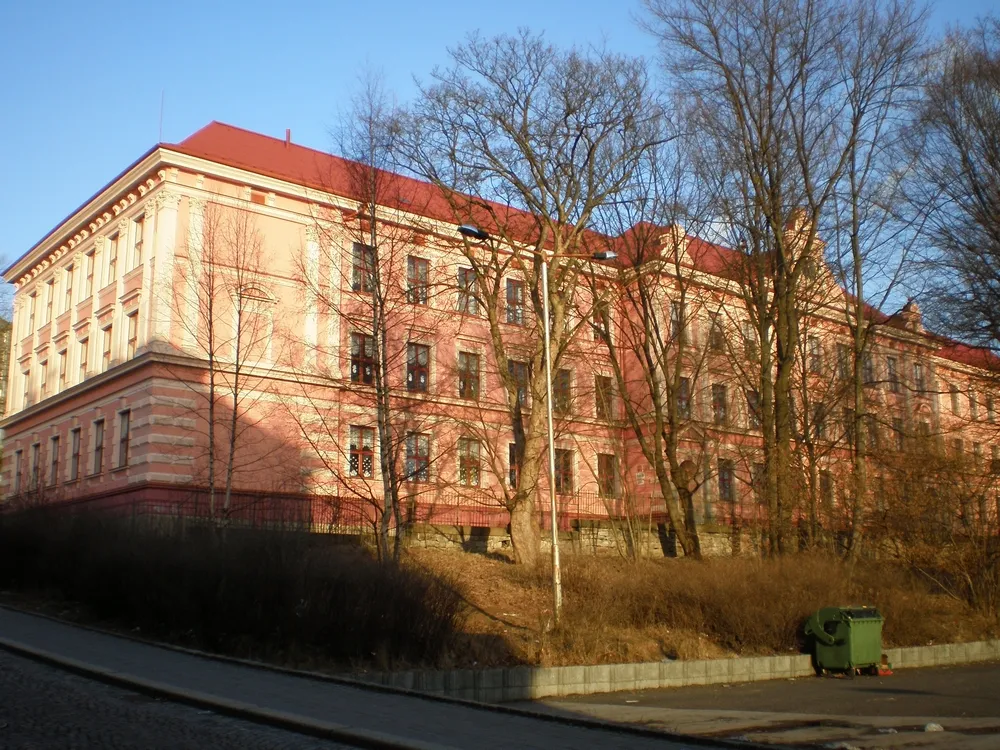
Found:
0,635 -> 449,750
0,604 -> 764,750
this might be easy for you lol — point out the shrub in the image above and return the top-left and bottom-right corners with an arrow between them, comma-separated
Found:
0,507 -> 465,668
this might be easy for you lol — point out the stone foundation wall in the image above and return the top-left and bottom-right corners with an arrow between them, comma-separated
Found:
406,521 -> 758,558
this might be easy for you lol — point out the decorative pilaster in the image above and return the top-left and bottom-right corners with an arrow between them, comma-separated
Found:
137,200 -> 157,351
303,225 -> 320,370
184,197 -> 205,352
149,190 -> 180,348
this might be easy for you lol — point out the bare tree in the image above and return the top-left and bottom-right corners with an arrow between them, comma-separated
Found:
171,200 -> 280,521
295,72 -> 444,562
398,31 -> 666,566
645,0 -> 927,554
915,19 -> 1000,358
584,144 -> 710,558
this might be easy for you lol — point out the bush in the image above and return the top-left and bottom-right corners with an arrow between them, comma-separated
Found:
557,552 -> 995,656
0,507 -> 465,668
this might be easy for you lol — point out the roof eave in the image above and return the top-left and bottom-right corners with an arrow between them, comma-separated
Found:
3,144 -> 166,281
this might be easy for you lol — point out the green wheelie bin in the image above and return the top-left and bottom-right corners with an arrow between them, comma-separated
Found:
804,606 -> 884,675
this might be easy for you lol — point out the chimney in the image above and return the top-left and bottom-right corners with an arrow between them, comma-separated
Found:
899,299 -> 924,333
285,128 -> 291,147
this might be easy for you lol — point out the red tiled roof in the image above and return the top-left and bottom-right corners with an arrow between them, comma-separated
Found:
168,121 -> 532,240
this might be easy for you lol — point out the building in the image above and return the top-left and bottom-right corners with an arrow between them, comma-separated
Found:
2,122 -> 996,550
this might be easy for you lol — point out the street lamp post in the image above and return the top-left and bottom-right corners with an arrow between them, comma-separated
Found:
457,224 -> 615,626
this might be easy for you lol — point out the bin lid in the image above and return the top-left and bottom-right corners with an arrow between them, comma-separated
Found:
841,606 -> 882,619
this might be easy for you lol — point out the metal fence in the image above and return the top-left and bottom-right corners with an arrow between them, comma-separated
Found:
3,486 -> 675,535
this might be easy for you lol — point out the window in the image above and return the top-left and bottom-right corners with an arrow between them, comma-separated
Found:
842,407 -> 855,447
58,350 -> 67,391
837,344 -> 851,380
892,417 -> 904,452
746,390 -> 761,430
743,321 -> 757,359
39,360 -> 48,399
49,436 -> 59,486
457,267 -> 478,314
950,385 -> 961,413
348,426 -> 375,478
126,312 -> 139,358
676,377 -> 691,420
70,428 -> 81,481
914,362 -> 926,392
406,343 -> 430,392
808,336 -> 822,374
351,242 -> 374,292
457,437 -> 480,487
508,360 -> 530,406
554,448 -> 573,494
506,279 -> 525,325
865,414 -> 879,451
28,292 -> 36,333
553,369 -> 571,415
92,419 -> 105,474
79,338 -> 89,381
350,332 -> 376,384
597,453 -> 618,498
862,353 -> 875,385
22,369 -> 30,408
118,410 -> 130,468
64,265 -> 74,313
969,390 -> 979,420
988,396 -> 996,423
670,301 -> 686,343
457,351 -> 480,400
30,443 -> 40,489
887,357 -> 900,393
592,300 -> 610,341
13,450 -> 22,494
508,443 -> 520,488
132,216 -> 144,268
751,462 -> 766,504
709,314 -> 726,352
813,404 -> 827,440
84,250 -> 95,298
712,384 -> 728,426
45,279 -> 54,323
406,256 -> 429,304
106,233 -> 119,286
718,459 -> 735,504
102,325 -> 113,371
951,437 -> 964,457
820,470 -> 834,510
405,432 -> 430,482
595,375 -> 614,420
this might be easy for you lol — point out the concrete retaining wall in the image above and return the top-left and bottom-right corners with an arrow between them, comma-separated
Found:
356,640 -> 1000,703
406,522 -> 747,558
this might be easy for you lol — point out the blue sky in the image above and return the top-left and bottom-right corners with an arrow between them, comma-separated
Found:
0,0 -> 994,272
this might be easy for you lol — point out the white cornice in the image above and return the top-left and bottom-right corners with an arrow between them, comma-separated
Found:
5,148 -> 167,285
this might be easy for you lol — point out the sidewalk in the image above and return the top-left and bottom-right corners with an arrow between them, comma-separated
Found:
0,607 -> 710,750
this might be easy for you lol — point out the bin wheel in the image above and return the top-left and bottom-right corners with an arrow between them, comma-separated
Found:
819,668 -> 829,677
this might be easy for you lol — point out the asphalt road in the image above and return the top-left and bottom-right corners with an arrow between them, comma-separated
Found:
558,660 -> 1000,719
0,648 -> 350,750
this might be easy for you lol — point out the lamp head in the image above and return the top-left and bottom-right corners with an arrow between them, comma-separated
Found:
458,224 -> 491,241
592,250 -> 617,261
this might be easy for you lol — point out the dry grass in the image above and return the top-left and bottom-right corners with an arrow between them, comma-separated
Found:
410,548 -> 998,667
0,505 -> 993,671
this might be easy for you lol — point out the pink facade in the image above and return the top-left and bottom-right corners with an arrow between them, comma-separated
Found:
2,122 -> 997,537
